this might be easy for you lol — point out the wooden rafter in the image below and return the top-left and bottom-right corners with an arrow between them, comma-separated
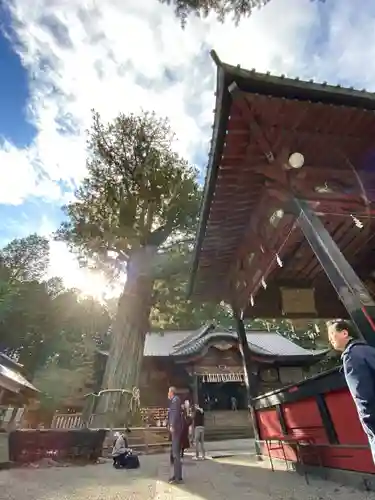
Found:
190,56 -> 375,316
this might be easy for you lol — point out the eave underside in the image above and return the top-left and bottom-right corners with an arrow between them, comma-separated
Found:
191,59 -> 375,318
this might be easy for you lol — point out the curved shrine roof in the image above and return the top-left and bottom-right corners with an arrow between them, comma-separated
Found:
189,51 -> 375,311
98,325 -> 328,363
0,352 -> 39,395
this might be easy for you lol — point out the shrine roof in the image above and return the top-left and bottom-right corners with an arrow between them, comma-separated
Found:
99,325 -> 328,363
0,352 -> 23,371
189,51 -> 375,306
0,353 -> 39,395
167,328 -> 328,361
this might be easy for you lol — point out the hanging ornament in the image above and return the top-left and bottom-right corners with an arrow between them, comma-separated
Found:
276,254 -> 283,267
250,295 -> 254,306
261,277 -> 267,289
351,214 -> 363,229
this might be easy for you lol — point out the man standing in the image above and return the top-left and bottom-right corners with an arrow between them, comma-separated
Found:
193,404 -> 205,460
327,319 -> 375,463
167,386 -> 183,484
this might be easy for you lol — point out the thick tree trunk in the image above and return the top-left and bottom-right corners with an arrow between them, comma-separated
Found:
94,247 -> 155,428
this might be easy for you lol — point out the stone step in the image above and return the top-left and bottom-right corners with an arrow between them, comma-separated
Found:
205,411 -> 249,429
204,425 -> 253,442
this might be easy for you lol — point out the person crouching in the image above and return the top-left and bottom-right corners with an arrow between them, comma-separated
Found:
112,430 -> 130,468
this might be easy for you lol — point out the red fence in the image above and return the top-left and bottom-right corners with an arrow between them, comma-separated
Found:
255,368 -> 375,475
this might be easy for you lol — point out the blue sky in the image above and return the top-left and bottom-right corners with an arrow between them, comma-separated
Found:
0,24 -> 34,147
0,0 -> 375,293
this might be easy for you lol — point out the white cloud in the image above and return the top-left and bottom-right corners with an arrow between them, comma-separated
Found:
3,0 -> 374,292
2,0 -> 320,207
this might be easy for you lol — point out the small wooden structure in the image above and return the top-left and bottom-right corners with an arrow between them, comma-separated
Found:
189,51 -> 375,481
0,353 -> 39,423
0,353 -> 39,466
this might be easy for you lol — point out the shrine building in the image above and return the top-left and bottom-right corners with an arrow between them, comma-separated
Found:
96,324 -> 328,425
187,51 -> 375,477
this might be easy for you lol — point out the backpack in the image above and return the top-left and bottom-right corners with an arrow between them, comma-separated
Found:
124,453 -> 140,469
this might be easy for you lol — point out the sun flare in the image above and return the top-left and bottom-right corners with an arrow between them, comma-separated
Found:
48,241 -> 123,301
76,272 -> 111,302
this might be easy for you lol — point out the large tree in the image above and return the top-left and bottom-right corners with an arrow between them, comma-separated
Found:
150,254 -> 234,330
160,0 -> 325,25
159,0 -> 269,24
56,111 -> 200,424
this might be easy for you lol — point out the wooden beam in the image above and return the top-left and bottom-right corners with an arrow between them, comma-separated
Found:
228,89 -> 375,201
220,158 -> 375,193
227,189 -> 281,294
229,84 -> 276,164
228,123 -> 371,148
304,197 -> 372,216
233,90 -> 371,143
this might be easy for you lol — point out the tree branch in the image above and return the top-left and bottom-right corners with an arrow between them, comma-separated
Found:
159,238 -> 194,252
146,223 -> 174,247
151,250 -> 192,280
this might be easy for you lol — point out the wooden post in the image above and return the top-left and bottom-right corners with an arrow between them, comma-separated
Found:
293,198 -> 375,347
143,428 -> 149,454
232,308 -> 261,456
0,390 -> 5,429
192,373 -> 199,406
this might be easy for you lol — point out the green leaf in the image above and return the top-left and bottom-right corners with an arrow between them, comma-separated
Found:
55,110 -> 200,276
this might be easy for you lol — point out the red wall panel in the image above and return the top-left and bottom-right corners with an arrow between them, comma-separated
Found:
283,398 -> 327,444
325,388 -> 367,445
257,408 -> 282,439
320,447 -> 375,473
256,387 -> 375,474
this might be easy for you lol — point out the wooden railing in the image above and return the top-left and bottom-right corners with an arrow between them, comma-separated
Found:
52,413 -> 89,429
51,408 -> 250,430
51,407 -> 169,430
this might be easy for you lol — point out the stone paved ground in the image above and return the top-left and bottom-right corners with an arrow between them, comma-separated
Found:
0,444 -> 373,500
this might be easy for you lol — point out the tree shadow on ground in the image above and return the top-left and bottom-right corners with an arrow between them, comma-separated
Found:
0,453 -> 369,500
172,454 -> 364,500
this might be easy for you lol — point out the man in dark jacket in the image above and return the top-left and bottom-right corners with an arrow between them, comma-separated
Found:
167,386 -> 183,484
327,319 -> 375,463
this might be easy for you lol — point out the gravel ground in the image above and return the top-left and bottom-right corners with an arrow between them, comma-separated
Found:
0,451 -> 373,500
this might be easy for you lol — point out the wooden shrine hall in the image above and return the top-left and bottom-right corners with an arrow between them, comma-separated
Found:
189,51 -> 375,483
96,324 -> 327,413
